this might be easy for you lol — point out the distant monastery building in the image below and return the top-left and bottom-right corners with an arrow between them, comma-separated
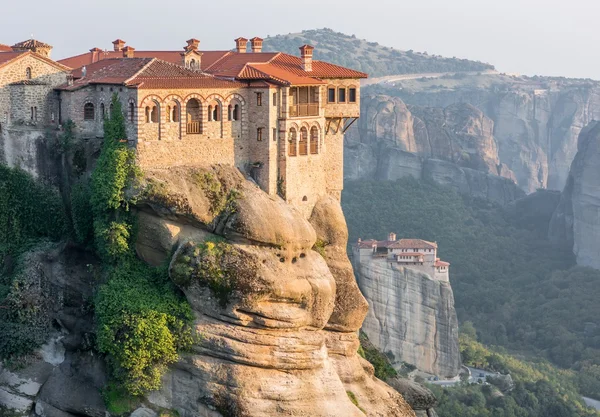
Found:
0,36 -> 367,214
353,233 -> 450,281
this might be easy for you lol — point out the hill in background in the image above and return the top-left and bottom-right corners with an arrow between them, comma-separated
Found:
263,28 -> 495,77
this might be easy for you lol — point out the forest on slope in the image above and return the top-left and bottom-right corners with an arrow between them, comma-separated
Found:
262,28 -> 494,77
342,178 -> 600,400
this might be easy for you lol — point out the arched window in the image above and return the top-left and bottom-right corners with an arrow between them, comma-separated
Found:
84,103 -> 95,121
189,59 -> 196,69
100,103 -> 105,119
109,103 -> 114,119
208,105 -> 213,121
186,98 -> 201,134
25,67 -> 32,80
228,105 -> 232,121
172,105 -> 179,122
150,105 -> 158,123
129,102 -> 135,123
212,105 -> 219,121
145,106 -> 151,123
288,128 -> 297,157
299,127 -> 308,155
233,104 -> 240,121
310,126 -> 319,154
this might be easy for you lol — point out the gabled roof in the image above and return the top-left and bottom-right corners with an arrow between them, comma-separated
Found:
12,39 -> 52,49
58,50 -> 231,70
57,58 -> 246,91
387,239 -> 438,250
0,50 -> 70,72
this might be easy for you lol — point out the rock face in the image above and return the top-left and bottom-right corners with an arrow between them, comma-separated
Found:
0,244 -> 108,417
550,121 -> 600,269
345,95 -> 524,205
353,258 -> 460,378
388,75 -> 600,192
135,165 -> 415,417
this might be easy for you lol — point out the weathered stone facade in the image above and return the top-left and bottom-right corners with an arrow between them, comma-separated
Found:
1,39 -> 366,211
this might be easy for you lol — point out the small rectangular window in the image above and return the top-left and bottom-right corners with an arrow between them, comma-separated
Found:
338,88 -> 346,103
349,88 -> 357,103
272,92 -> 277,107
257,127 -> 263,141
328,88 -> 336,103
272,127 -> 277,141
257,92 -> 263,106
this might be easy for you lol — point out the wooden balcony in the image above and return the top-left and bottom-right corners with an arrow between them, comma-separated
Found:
289,103 -> 319,118
187,121 -> 201,134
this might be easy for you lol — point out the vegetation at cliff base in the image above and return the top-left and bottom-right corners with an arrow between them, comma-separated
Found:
342,177 -> 600,399
431,330 -> 599,417
0,166 -> 68,359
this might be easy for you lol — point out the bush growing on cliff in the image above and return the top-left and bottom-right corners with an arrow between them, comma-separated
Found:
95,259 -> 193,395
90,94 -> 139,262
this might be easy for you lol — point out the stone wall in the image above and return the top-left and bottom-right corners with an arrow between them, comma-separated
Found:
0,54 -> 67,130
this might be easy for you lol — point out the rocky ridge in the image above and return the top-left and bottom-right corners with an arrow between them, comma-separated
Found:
549,121 -> 600,269
345,95 -> 524,205
375,74 -> 600,193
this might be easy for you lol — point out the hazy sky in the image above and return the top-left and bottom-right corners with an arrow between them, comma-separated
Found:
2,0 -> 598,79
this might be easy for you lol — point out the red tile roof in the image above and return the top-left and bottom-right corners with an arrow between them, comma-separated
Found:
57,58 -> 153,91
12,39 -> 52,49
58,50 -> 231,71
269,53 -> 367,79
0,52 -> 26,68
435,259 -> 450,267
131,59 -> 246,89
387,239 -> 438,250
57,58 -> 246,91
0,44 -> 12,52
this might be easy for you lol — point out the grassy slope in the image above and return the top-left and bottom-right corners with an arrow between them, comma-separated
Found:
262,28 -> 494,77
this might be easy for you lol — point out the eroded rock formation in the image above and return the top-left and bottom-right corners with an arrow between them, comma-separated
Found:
353,258 -> 460,378
550,121 -> 600,269
135,165 -> 415,417
345,95 -> 524,205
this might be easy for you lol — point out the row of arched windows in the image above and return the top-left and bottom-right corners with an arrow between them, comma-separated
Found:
288,126 -> 319,156
83,100 -> 135,122
143,100 -> 241,124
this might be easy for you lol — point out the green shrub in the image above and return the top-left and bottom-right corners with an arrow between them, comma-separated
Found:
95,258 -> 193,395
358,332 -> 397,380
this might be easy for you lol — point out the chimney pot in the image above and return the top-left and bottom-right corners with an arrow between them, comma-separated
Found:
123,46 -> 135,58
112,39 -> 126,52
299,44 -> 314,72
235,37 -> 248,53
185,38 -> 200,51
250,37 -> 263,53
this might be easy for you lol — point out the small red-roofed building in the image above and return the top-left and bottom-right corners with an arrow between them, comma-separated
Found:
353,232 -> 450,281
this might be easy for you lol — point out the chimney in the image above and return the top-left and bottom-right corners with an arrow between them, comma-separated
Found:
250,37 -> 263,53
388,232 -> 396,242
89,47 -> 102,63
123,46 -> 135,58
185,38 -> 200,51
235,37 -> 248,53
299,44 -> 314,72
112,39 -> 126,52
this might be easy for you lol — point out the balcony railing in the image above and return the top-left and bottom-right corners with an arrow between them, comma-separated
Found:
187,121 -> 201,134
289,103 -> 319,117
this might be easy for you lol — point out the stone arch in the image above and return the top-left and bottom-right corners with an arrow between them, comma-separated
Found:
299,126 -> 308,155
185,95 -> 203,134
310,125 -> 320,154
206,94 -> 225,122
288,125 -> 298,157
224,93 -> 247,106
164,95 -> 183,123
